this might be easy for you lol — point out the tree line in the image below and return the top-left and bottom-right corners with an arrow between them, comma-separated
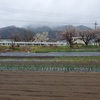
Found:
59,27 -> 100,47
10,27 -> 100,47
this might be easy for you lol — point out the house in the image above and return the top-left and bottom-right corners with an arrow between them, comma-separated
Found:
72,37 -> 85,44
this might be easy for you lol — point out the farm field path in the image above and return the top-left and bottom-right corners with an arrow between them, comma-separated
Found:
0,71 -> 100,100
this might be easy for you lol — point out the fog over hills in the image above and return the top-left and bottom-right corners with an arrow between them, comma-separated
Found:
0,25 -> 92,41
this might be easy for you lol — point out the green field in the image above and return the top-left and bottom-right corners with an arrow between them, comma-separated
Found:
0,63 -> 100,72
0,45 -> 100,52
0,45 -> 100,72
0,56 -> 100,72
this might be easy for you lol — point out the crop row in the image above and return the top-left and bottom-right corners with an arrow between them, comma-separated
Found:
0,65 -> 100,72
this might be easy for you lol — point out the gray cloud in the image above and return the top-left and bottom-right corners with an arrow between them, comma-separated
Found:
0,0 -> 100,28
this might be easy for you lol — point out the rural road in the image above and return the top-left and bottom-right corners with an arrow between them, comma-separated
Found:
0,52 -> 100,57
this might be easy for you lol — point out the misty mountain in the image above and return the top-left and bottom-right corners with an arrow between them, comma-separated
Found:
53,25 -> 75,31
0,26 -> 25,38
26,25 -> 57,41
53,25 -> 91,31
76,25 -> 91,31
0,26 -> 35,39
26,25 -> 91,41
34,26 -> 52,33
0,25 -> 91,41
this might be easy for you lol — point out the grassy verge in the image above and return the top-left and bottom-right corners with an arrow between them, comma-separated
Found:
0,45 -> 100,52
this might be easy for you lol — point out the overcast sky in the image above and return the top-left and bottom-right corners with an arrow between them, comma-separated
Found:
0,0 -> 100,28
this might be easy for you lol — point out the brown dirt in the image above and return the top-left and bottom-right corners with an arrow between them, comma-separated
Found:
0,71 -> 100,100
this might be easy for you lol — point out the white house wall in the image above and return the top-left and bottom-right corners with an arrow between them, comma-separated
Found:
0,42 -> 67,46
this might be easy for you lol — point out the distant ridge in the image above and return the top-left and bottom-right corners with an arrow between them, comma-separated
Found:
0,25 -> 92,41
0,26 -> 30,39
76,25 -> 91,31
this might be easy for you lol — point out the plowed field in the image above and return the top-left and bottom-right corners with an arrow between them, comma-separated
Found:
0,71 -> 100,100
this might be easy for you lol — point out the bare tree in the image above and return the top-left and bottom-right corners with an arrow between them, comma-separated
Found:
94,29 -> 100,46
11,32 -> 20,42
22,30 -> 35,42
79,29 -> 97,46
95,38 -> 100,46
10,32 -> 20,48
62,28 -> 77,47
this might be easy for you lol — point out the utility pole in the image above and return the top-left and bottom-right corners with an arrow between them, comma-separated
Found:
94,21 -> 97,31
